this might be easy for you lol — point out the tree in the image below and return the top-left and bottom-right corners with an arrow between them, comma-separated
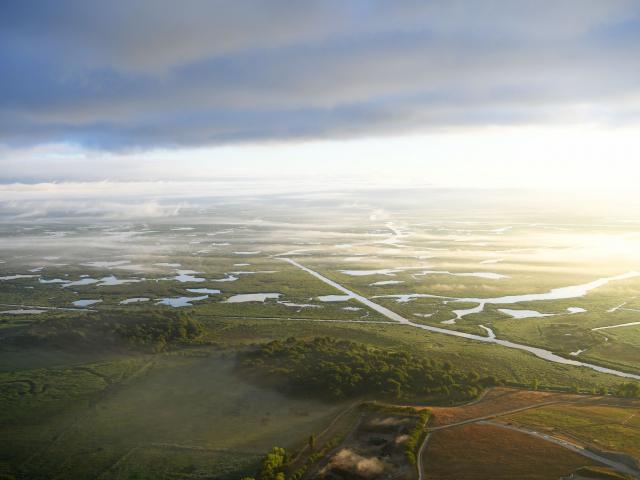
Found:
257,447 -> 287,480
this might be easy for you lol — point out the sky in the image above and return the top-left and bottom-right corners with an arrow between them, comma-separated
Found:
2,1 -> 640,197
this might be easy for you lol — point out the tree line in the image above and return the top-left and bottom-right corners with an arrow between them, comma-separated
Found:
10,310 -> 203,353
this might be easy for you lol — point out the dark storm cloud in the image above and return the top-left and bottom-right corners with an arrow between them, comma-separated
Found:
1,0 -> 640,149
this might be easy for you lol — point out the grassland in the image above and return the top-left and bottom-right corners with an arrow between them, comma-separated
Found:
0,350 -> 347,480
504,401 -> 640,461
422,423 -> 600,480
419,387 -> 640,479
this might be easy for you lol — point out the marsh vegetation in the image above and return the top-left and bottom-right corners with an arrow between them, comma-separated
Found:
1,193 -> 639,479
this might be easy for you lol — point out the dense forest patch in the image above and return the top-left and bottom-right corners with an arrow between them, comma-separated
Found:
237,337 -> 497,401
6,310 -> 203,353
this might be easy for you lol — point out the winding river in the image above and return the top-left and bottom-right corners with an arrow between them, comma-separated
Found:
281,258 -> 640,381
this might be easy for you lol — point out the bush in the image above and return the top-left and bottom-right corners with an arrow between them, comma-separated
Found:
615,382 -> 640,398
405,411 -> 430,465
113,310 -> 203,351
256,447 -> 287,480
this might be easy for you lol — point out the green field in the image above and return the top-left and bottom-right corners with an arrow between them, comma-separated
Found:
0,349 -> 346,479
1,206 -> 640,478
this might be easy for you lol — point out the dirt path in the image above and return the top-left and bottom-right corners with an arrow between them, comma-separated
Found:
289,400 -> 361,465
0,303 -> 93,311
302,412 -> 366,480
623,412 -> 638,426
428,400 -> 567,432
219,315 -> 397,324
416,415 -> 434,480
417,432 -> 431,480
416,390 -> 504,480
